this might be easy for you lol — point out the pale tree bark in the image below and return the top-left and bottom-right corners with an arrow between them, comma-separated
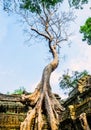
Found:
79,113 -> 90,130
20,42 -> 65,130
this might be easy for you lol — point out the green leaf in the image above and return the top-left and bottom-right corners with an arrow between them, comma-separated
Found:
80,17 -> 91,45
20,0 -> 63,14
59,70 -> 88,90
69,0 -> 89,9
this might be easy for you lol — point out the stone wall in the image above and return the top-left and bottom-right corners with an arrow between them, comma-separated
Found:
0,113 -> 26,130
0,93 -> 28,130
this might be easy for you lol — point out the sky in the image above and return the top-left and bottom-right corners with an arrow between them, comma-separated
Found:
0,1 -> 91,99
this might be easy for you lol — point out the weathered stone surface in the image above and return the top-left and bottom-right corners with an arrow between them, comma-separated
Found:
60,75 -> 91,130
0,113 -> 26,130
0,94 -> 27,130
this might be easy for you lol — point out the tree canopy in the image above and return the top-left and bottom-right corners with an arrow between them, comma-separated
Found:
69,0 -> 89,9
3,0 -> 91,46
59,70 -> 88,90
3,0 -> 63,13
12,86 -> 26,95
2,0 -> 74,53
80,17 -> 91,45
20,0 -> 63,13
69,0 -> 91,45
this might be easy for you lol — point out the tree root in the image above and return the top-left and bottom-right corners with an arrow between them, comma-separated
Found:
20,83 -> 64,130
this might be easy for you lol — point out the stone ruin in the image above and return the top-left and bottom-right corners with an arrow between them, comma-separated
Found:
0,75 -> 91,130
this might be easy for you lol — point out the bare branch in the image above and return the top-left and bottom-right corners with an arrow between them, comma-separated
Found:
38,13 -> 46,25
31,27 -> 50,40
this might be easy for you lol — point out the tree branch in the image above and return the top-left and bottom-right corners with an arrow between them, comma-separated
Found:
31,27 -> 50,40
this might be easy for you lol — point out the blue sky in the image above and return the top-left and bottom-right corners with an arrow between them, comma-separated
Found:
0,1 -> 91,99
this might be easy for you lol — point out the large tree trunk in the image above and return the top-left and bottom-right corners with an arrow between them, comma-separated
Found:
20,44 -> 64,130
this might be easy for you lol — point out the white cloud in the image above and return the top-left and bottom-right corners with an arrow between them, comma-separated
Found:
67,42 -> 91,73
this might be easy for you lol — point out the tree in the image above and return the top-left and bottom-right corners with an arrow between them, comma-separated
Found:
59,70 -> 88,91
69,0 -> 91,45
68,0 -> 89,9
1,0 -> 74,130
12,87 -> 26,95
80,17 -> 91,45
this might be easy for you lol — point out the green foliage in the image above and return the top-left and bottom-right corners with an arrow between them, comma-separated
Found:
12,86 -> 26,95
69,0 -> 91,45
80,17 -> 91,45
69,0 -> 89,9
2,0 -> 63,14
20,0 -> 63,13
59,70 -> 88,90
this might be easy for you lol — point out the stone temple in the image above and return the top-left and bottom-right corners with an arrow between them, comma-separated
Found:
0,75 -> 91,130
